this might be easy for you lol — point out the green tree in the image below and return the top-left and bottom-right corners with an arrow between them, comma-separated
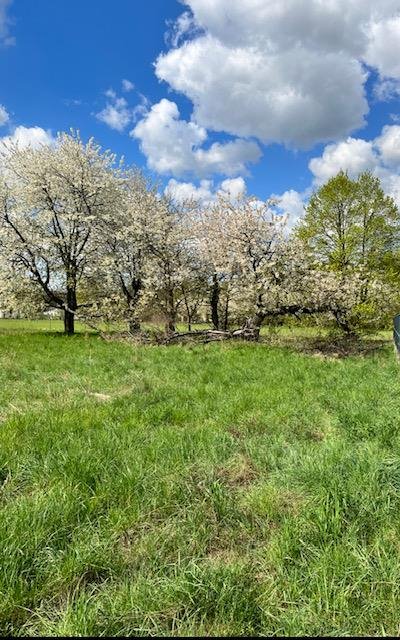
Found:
297,171 -> 400,332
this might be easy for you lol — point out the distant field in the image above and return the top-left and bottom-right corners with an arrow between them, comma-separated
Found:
0,318 -> 89,333
0,318 -> 209,335
1,323 -> 400,636
0,317 -> 391,340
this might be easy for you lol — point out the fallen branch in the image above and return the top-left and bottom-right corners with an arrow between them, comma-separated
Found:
164,327 -> 260,344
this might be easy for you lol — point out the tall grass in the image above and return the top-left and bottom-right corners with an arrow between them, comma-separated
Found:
0,322 -> 399,636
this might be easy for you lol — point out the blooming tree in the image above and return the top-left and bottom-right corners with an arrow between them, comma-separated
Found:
85,170 -> 159,333
0,131 -> 124,334
143,194 -> 199,334
0,130 -> 397,340
194,193 -> 291,338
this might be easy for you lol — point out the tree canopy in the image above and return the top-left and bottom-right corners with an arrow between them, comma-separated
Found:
1,134 -> 399,338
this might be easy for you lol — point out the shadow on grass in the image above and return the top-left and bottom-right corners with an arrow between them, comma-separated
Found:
0,319 -> 392,359
91,328 -> 392,359
262,333 -> 392,359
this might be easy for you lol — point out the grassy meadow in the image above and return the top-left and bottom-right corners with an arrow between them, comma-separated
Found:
1,320 -> 400,636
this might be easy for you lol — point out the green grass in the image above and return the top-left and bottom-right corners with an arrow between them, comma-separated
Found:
0,317 -> 337,336
0,318 -> 94,334
1,320 -> 400,636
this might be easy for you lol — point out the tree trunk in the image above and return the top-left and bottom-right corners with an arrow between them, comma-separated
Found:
64,287 -> 77,335
127,297 -> 141,334
64,309 -> 75,335
64,308 -> 75,335
165,287 -> 176,334
210,273 -> 220,330
165,316 -> 176,334
223,295 -> 229,331
183,295 -> 192,332
332,309 -> 353,335
242,314 -> 264,341
128,317 -> 141,334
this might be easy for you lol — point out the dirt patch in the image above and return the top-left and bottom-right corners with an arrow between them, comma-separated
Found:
308,429 -> 326,441
215,455 -> 258,488
73,566 -> 111,588
227,425 -> 243,440
205,548 -> 244,564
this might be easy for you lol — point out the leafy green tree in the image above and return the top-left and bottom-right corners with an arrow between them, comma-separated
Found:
297,171 -> 400,332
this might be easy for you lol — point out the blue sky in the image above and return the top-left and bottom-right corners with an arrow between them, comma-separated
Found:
1,1 -> 181,161
1,0 -> 400,219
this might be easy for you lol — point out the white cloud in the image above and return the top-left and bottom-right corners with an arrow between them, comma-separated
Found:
131,93 -> 150,123
166,10 -> 199,47
309,138 -> 378,185
132,98 -> 261,177
166,115 -> 400,218
219,177 -> 246,199
96,95 -> 131,132
184,0 -> 361,52
0,0 -> 15,46
271,126 -> 400,227
364,17 -> 400,80
273,189 -> 307,229
375,125 -> 400,168
0,104 -> 9,126
153,0 -> 400,149
122,79 -> 135,92
156,35 -> 367,148
374,169 -> 400,208
165,178 -> 215,204
165,176 -> 247,205
308,124 -> 400,207
96,88 -> 150,132
0,126 -> 54,151
373,78 -> 400,102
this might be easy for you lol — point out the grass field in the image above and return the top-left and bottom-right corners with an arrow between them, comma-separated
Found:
1,320 -> 400,636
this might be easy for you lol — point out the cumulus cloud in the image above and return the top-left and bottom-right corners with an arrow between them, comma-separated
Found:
132,98 -> 261,177
309,138 -> 378,185
0,126 -> 54,151
166,176 -> 304,231
96,93 -> 132,132
156,36 -> 367,148
0,0 -> 15,46
269,122 -> 400,227
95,88 -> 150,132
166,116 -> 400,223
165,178 -> 215,204
308,124 -> 400,206
364,17 -> 400,80
375,125 -> 400,168
272,189 -> 307,229
0,104 -> 9,126
219,177 -> 246,199
153,0 -> 400,149
165,176 -> 247,205
374,169 -> 400,207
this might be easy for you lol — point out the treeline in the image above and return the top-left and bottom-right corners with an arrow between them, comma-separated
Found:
0,132 -> 399,339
